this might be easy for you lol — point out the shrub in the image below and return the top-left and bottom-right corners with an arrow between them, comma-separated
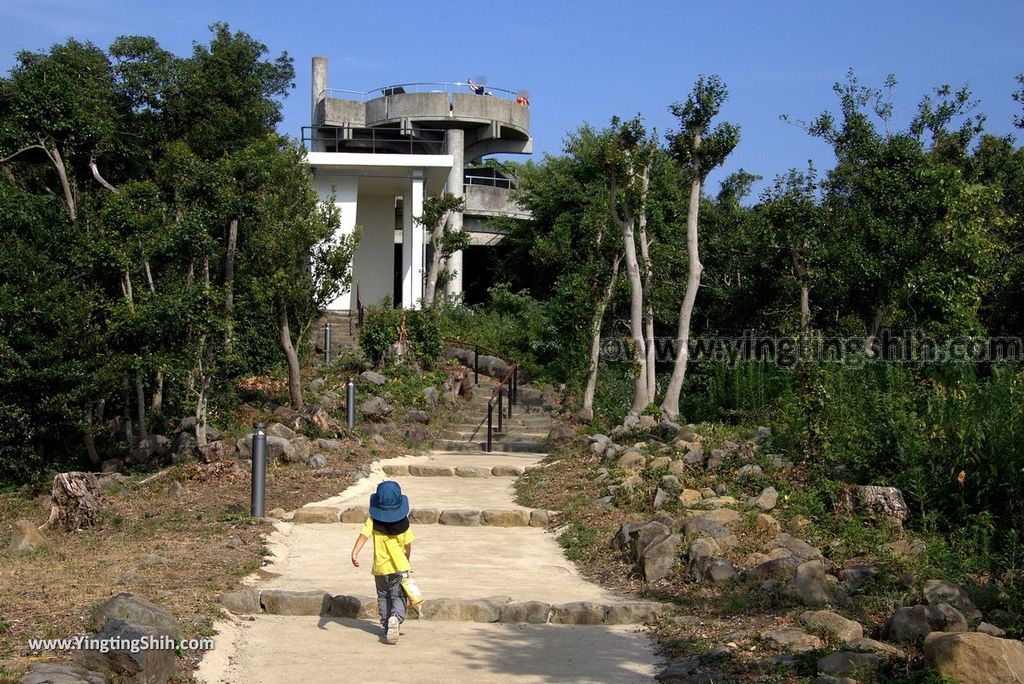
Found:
358,299 -> 442,367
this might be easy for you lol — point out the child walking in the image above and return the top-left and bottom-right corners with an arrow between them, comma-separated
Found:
350,481 -> 414,644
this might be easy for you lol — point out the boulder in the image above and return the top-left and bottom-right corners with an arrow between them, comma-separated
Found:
499,601 -> 551,624
783,560 -> 839,606
219,589 -> 262,615
978,622 -> 1008,638
737,464 -> 763,478
423,387 -> 440,407
359,396 -> 393,420
406,409 -> 430,424
306,454 -> 327,469
605,602 -> 664,625
317,438 -> 345,452
266,422 -> 297,440
77,618 -> 177,684
682,449 -> 705,466
20,663 -> 107,684
529,510 -> 551,527
328,594 -> 364,618
9,519 -> 47,553
171,431 -> 197,463
847,637 -> 905,659
773,533 -> 824,562
755,513 -> 782,536
923,579 -> 982,625
547,425 -> 575,445
404,425 -> 429,441
923,631 -> 1024,684
883,604 -> 968,644
617,450 -> 645,470
481,510 -> 530,527
649,456 -> 672,471
128,434 -> 171,465
286,436 -> 313,462
89,593 -> 182,640
292,507 -> 339,523
688,538 -> 722,562
835,485 -> 909,526
461,598 -> 510,623
653,488 -> 672,510
629,522 -> 672,559
749,486 -> 779,511
261,590 -> 331,615
638,415 -> 658,431
800,610 -> 863,644
360,370 -> 386,385
660,475 -> 681,492
491,465 -> 524,477
678,489 -> 703,506
236,434 -> 293,462
668,460 -> 689,476
762,628 -> 823,652
439,509 -> 482,526
454,466 -> 491,477
703,558 -> 738,584
409,465 -> 454,477
408,508 -> 440,524
549,602 -> 607,625
639,533 -> 682,582
816,652 -> 881,679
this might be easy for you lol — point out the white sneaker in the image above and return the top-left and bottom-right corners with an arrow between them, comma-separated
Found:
385,616 -> 400,644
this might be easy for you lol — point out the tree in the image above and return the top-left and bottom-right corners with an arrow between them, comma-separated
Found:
661,75 -> 740,420
420,193 -> 467,304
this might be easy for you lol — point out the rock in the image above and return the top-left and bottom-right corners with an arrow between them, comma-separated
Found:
924,631 -> 1024,684
689,538 -> 722,562
678,489 -> 703,506
460,598 -> 509,623
360,370 -> 386,385
749,486 -> 779,511
406,409 -> 430,424
547,425 -> 575,445
800,610 -> 863,643
423,387 -> 440,407
649,456 -> 672,471
481,510 -> 530,527
302,405 -> 340,433
171,430 -> 197,463
128,434 -> 171,465
639,533 -> 682,582
660,419 -> 682,437
816,652 -> 881,679
703,558 -> 738,584
166,481 -> 185,498
225,536 -> 243,549
317,438 -> 345,452
839,562 -> 878,590
306,454 -> 327,469
287,436 -> 313,462
89,593 -> 182,640
762,628 -> 823,652
359,396 -> 393,420
529,510 -> 551,527
698,496 -> 737,508
100,457 -> 124,473
266,422 -> 297,440
491,465 -> 524,477
978,622 -> 1008,637
835,485 -> 909,526
292,507 -> 339,523
660,475 -> 681,492
372,434 -> 387,445
236,434 -> 293,462
77,618 -> 176,684
773,533 -> 824,561
267,508 -> 286,518
408,508 -> 440,524
454,465 -> 490,477
682,449 -> 705,466
847,637 -> 905,659
737,464 -> 763,478
20,663 -> 108,684
337,506 -> 366,523
924,579 -> 982,625
883,604 -> 968,644
418,598 -> 464,621
668,460 -> 689,476
138,554 -> 170,566
788,515 -> 813,533
783,560 -> 839,606
653,488 -> 672,510
550,602 -> 607,625
700,487 -> 717,499
9,519 -> 47,552
628,522 -> 672,559
409,464 -> 454,477
617,450 -> 645,470
605,602 -> 664,625
755,513 -> 782,536
261,590 -> 331,615
756,426 -> 772,441
638,415 -> 658,431
499,601 -> 551,624
686,507 -> 740,525
220,589 -> 261,615
439,509 -> 482,526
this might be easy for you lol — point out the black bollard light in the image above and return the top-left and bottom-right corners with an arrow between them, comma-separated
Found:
346,378 -> 356,429
486,400 -> 493,453
324,322 -> 332,364
251,423 -> 267,518
474,345 -> 479,386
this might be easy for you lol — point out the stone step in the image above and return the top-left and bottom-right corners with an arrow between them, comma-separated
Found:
441,431 -> 550,442
290,506 -> 553,527
432,439 -> 548,453
220,589 -> 666,626
381,463 -> 528,477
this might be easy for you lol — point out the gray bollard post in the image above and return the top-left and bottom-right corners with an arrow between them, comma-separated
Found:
251,423 -> 267,518
346,378 -> 356,429
324,322 -> 332,364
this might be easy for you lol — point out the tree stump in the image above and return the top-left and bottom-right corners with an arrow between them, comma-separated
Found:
42,472 -> 102,530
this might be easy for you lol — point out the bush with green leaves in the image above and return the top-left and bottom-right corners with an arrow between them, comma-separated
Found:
358,300 -> 442,368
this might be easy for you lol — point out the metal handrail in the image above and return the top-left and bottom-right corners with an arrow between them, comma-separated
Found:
464,175 -> 517,190
443,337 -> 519,453
303,126 -> 447,155
320,82 -> 520,102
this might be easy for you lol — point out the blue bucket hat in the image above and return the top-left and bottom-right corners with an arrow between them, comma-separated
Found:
369,481 -> 410,523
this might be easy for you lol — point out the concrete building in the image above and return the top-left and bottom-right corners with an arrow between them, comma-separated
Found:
306,57 -> 531,312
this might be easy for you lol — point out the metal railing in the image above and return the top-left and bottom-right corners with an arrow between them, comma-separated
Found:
464,174 -> 517,190
443,338 -> 519,453
321,82 -> 521,103
303,126 -> 447,155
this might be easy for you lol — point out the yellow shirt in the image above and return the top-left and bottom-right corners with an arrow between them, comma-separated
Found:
360,517 -> 414,576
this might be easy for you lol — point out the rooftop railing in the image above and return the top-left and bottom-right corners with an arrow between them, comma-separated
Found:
464,174 -> 517,190
302,126 -> 448,155
320,81 -> 521,103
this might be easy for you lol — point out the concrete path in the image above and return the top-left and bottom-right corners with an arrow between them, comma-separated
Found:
197,447 -> 660,683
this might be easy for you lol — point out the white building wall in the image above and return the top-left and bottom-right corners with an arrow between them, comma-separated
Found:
315,175 -> 358,310
353,193 -> 397,308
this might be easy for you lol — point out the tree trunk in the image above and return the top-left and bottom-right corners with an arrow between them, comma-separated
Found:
622,216 -> 649,415
151,373 -> 164,415
134,370 -> 148,439
661,144 -> 704,420
277,295 -> 304,410
45,141 -> 76,223
194,342 -> 210,449
122,381 -> 134,447
636,165 -> 656,401
583,255 -> 621,417
224,218 -> 238,345
42,472 -> 101,530
865,305 -> 888,355
422,212 -> 449,305
83,403 -> 101,466
799,282 -> 811,355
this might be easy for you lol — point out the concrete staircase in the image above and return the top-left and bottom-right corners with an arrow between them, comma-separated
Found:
432,378 -> 553,453
313,310 -> 360,357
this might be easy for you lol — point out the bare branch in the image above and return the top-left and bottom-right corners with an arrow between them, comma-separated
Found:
89,155 -> 119,194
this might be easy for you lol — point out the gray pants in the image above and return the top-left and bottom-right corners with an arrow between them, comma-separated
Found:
374,573 -> 406,626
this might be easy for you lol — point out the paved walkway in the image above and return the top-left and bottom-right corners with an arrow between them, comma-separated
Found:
197,449 -> 660,683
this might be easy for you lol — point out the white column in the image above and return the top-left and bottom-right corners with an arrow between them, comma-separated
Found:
325,175 -> 358,310
402,172 -> 425,308
444,129 -> 465,300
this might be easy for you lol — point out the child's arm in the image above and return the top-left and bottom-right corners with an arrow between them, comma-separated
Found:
351,534 -> 368,567
404,543 -> 412,561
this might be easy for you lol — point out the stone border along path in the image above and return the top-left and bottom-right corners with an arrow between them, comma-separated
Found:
197,388 -> 663,683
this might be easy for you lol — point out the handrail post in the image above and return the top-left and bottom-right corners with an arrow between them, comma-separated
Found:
498,387 -> 504,433
511,365 -> 517,407
486,401 -> 493,453
324,322 -> 332,364
508,378 -> 513,420
474,345 -> 479,385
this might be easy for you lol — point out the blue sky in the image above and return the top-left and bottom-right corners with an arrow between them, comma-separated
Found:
2,0 -> 1021,196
